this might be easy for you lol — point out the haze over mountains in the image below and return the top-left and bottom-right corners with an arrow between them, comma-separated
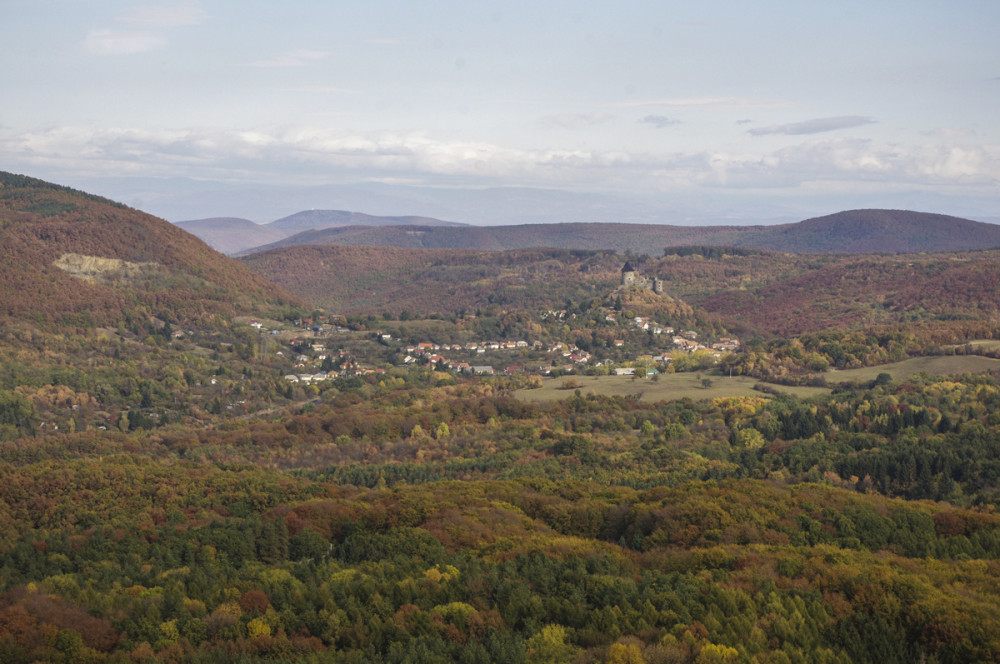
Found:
217,209 -> 1000,257
178,209 -> 466,254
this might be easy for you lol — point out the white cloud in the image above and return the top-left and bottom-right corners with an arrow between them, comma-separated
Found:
289,85 -> 362,95
84,29 -> 167,55
118,2 -> 209,28
246,50 -> 330,68
612,96 -> 793,110
640,115 -> 681,129
539,113 -> 615,129
85,2 -> 206,55
2,126 -> 997,196
748,116 -> 876,136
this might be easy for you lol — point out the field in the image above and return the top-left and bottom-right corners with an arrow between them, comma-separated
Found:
515,371 -> 830,402
818,354 -> 1000,384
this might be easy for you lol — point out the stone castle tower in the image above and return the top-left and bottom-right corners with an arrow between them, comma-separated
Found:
621,262 -> 639,287
621,262 -> 664,295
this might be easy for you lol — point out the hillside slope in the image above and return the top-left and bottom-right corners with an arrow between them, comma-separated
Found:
0,172 -> 299,328
240,244 -> 627,314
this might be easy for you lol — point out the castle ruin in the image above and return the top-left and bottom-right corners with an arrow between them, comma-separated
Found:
621,262 -> 664,294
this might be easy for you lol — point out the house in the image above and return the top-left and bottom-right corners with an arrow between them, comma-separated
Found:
471,366 -> 495,375
614,368 -> 636,376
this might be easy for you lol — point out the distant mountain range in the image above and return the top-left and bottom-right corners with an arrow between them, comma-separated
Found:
177,210 -> 465,254
231,209 -> 1000,256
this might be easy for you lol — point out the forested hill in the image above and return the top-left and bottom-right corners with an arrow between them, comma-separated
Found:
753,209 -> 1000,253
241,245 -> 700,318
238,209 -> 1000,256
0,172 -> 300,328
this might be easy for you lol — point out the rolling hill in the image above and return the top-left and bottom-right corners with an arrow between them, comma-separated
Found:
752,209 -> 1000,253
0,171 -> 300,329
238,222 -> 762,256
238,209 -> 1000,256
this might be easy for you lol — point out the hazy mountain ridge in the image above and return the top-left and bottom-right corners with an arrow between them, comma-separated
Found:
239,222 -> 768,256
176,217 -> 288,254
269,209 -> 466,230
179,209 -> 466,253
237,209 -> 1000,256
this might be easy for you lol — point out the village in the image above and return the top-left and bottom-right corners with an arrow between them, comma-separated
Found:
274,263 -> 743,384
277,311 -> 741,385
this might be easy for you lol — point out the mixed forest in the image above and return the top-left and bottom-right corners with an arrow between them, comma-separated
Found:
2,172 -> 1000,663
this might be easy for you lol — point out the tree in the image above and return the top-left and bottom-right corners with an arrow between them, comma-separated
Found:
527,624 -> 578,664
606,642 -> 646,664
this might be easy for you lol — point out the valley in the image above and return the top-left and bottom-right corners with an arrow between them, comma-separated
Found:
1,173 -> 1000,663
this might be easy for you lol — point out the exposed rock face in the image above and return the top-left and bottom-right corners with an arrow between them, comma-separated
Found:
53,253 -> 162,284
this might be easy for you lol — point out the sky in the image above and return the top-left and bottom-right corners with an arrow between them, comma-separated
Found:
3,0 -> 999,224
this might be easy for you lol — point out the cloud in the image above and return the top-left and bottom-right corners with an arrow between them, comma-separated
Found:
118,2 -> 209,28
748,116 -> 875,136
289,85 -> 362,95
85,2 -> 207,56
84,29 -> 167,55
640,115 -> 680,129
539,113 -> 615,129
3,126 -> 997,197
612,96 -> 793,110
246,50 -> 330,67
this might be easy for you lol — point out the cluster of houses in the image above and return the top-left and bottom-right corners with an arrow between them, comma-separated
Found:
274,313 -> 742,383
399,339 -> 595,375
282,341 -> 388,384
283,366 -> 387,384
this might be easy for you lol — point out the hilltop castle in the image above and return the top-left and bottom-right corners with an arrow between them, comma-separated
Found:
621,262 -> 664,294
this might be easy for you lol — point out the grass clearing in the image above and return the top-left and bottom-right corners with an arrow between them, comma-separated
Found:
817,355 -> 1000,384
516,354 -> 1000,404
952,340 -> 1000,352
515,372 -> 829,403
